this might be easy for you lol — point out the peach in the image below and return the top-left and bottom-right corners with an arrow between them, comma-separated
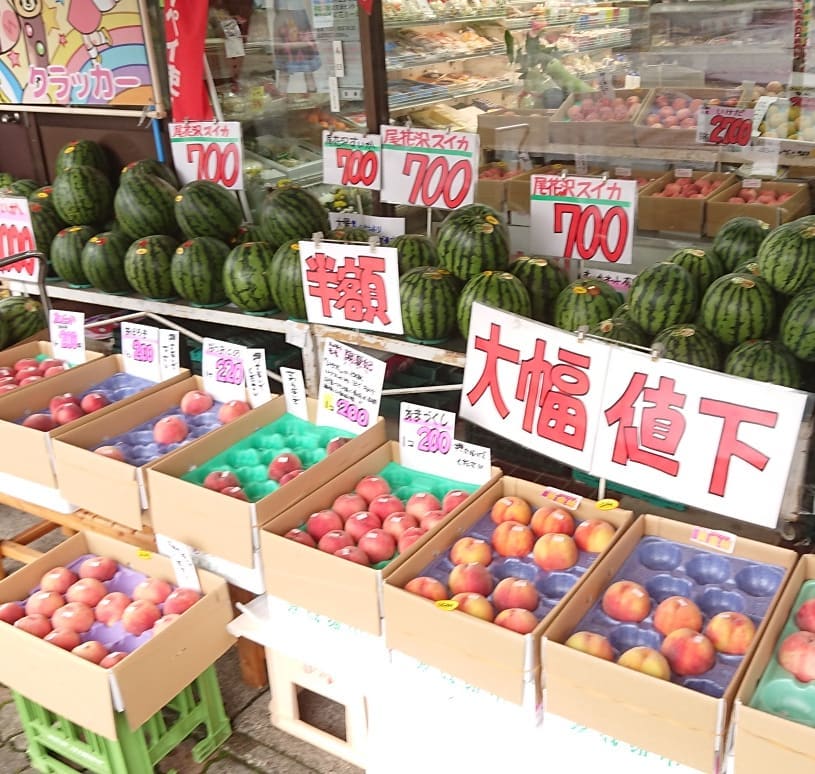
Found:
491,521 -> 535,557
48,393 -> 79,414
533,533 -> 578,571
218,400 -> 251,423
565,631 -> 615,661
0,602 -> 24,624
40,566 -> 78,594
573,519 -> 615,553
0,384 -> 17,395
618,646 -> 671,680
452,592 -> 494,622
153,415 -> 188,444
95,591 -> 132,625
778,630 -> 815,682
45,628 -> 82,651
14,614 -> 52,638
355,475 -> 391,503
449,537 -> 493,566
398,526 -> 426,553
94,445 -> 126,461
122,599 -> 161,635
405,576 -> 448,602
653,596 -> 703,636
357,529 -> 396,563
18,375 -> 44,387
133,578 -> 172,605
279,470 -> 302,485
25,590 -> 65,617
442,489 -> 470,514
660,628 -> 716,676
22,413 -> 56,431
305,509 -> 344,541
37,358 -> 64,374
602,581 -> 651,623
490,495 -> 533,525
268,452 -> 302,482
795,599 -> 815,634
163,588 -> 201,615
369,494 -> 405,521
284,528 -> 317,547
530,506 -> 575,537
331,492 -> 368,521
180,389 -> 214,415
15,365 -> 40,380
382,512 -> 419,540
153,614 -> 181,635
493,577 -> 539,612
704,611 -> 756,655
43,366 -> 67,378
326,436 -> 350,454
100,651 -> 129,668
203,470 -> 240,491
221,486 -> 248,500
317,529 -> 354,554
334,546 -> 370,565
494,608 -> 538,634
405,491 -> 442,518
72,640 -> 109,664
52,602 -> 95,633
448,562 -> 494,597
78,556 -> 118,581
344,511 -> 382,542
66,578 -> 108,607
420,510 -> 446,531
15,357 -> 39,372
80,391 -> 111,413
53,402 -> 86,426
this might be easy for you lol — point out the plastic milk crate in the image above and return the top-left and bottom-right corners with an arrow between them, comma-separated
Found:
11,665 -> 230,774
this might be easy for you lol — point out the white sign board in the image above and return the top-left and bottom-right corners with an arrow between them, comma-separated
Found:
242,348 -> 272,408
328,213 -> 406,245
48,309 -> 86,365
322,131 -> 381,190
201,337 -> 247,404
121,322 -> 162,382
0,196 -> 38,282
280,366 -> 309,421
169,121 -> 244,190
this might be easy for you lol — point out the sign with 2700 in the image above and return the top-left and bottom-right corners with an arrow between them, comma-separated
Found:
169,121 -> 244,190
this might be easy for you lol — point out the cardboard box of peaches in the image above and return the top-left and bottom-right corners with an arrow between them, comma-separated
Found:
704,180 -> 811,237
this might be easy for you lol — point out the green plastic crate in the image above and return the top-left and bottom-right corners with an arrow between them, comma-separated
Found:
13,664 -> 230,774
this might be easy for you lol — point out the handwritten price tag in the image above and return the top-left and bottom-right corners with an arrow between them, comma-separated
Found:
170,121 -> 244,190
316,338 -> 384,435
49,309 -> 85,365
159,330 -> 181,381
242,348 -> 272,408
202,337 -> 247,404
322,131 -> 381,190
280,366 -> 309,420
121,322 -> 161,382
155,534 -> 202,593
380,125 -> 479,209
449,439 -> 492,486
696,105 -> 754,147
0,196 -> 39,281
529,175 -> 637,265
399,401 -> 456,476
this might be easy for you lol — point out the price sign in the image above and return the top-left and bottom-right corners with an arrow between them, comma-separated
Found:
0,196 -> 39,281
449,439 -> 492,486
322,131 -> 381,190
316,338 -> 384,435
580,267 -> 635,295
49,309 -> 85,365
529,175 -> 637,264
380,125 -> 479,209
121,322 -> 162,382
399,402 -> 456,475
154,534 -> 202,593
242,348 -> 272,408
696,105 -> 754,147
328,213 -> 405,245
159,330 -> 181,381
280,366 -> 309,420
751,138 -> 781,177
201,337 -> 248,404
169,121 -> 244,190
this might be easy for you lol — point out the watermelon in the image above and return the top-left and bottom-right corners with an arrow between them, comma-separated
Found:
589,318 -> 649,346
0,172 -> 12,187
0,315 -> 8,349
52,165 -> 113,226
223,242 -> 278,312
3,179 -> 41,198
509,256 -> 568,324
171,237 -> 231,307
756,219 -> 815,295
0,297 -> 46,345
712,216 -> 770,272
175,180 -> 243,242
391,234 -> 438,274
124,235 -> 179,300
329,227 -> 371,242
115,173 -> 178,240
733,259 -> 761,277
554,279 -> 622,333
81,230 -> 132,293
666,248 -> 720,298
29,185 -> 60,217
699,273 -> 776,347
231,223 -> 263,245
724,340 -> 802,389
612,302 -> 632,322
627,261 -> 698,336
50,225 -> 98,287
457,270 -> 531,339
436,204 -> 510,281
652,324 -> 721,371
269,241 -> 308,320
258,185 -> 330,251
29,201 -> 65,270
54,139 -> 109,177
779,287 -> 815,362
400,266 -> 460,343
120,159 -> 179,188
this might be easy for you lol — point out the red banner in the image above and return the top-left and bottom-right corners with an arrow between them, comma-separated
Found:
165,0 -> 213,121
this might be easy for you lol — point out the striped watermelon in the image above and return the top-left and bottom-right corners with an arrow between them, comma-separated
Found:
175,180 -> 242,242
231,223 -> 263,245
29,185 -> 60,218
124,235 -> 179,300
457,271 -> 531,339
756,220 -> 815,295
52,165 -> 113,226
509,256 -> 568,324
120,159 -> 179,188
0,297 -> 46,345
54,139 -> 109,177
436,205 -> 510,281
666,248 -> 721,298
779,287 -> 815,362
712,217 -> 770,272
171,237 -> 231,307
733,259 -> 761,277
269,241 -> 308,321
391,234 -> 438,274
3,179 -> 41,198
724,340 -> 802,389
50,225 -> 97,287
400,266 -> 460,343
699,273 -> 776,347
652,324 -> 721,370
0,315 -> 7,349
627,261 -> 698,336
612,302 -> 632,322
29,201 -> 65,274
115,173 -> 178,240
0,172 -> 12,187
223,242 -> 278,312
329,227 -> 370,242
81,231 -> 132,293
589,318 -> 649,346
554,279 -> 622,332
258,185 -> 330,250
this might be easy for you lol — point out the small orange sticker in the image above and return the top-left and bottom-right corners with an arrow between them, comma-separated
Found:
435,600 -> 459,611
596,498 -> 619,510
136,549 -> 152,559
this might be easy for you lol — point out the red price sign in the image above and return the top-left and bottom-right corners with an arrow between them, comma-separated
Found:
170,121 -> 244,190
0,196 -> 39,281
529,175 -> 637,265
696,106 -> 755,147
322,131 -> 381,190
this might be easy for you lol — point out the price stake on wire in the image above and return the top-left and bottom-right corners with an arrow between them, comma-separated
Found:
696,105 -> 754,147
49,309 -> 85,365
121,322 -> 162,382
322,131 -> 381,190
201,337 -> 248,404
379,125 -> 479,209
529,175 -> 637,264
399,401 -> 456,476
169,121 -> 244,190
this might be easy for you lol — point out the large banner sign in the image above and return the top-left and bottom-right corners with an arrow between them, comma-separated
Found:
0,0 -> 154,107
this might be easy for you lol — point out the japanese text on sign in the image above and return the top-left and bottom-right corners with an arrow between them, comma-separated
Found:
121,322 -> 162,382
280,367 -> 309,421
322,131 -> 382,190
0,196 -> 38,281
696,105 -> 754,147
49,309 -> 85,366
530,175 -> 637,264
243,348 -> 272,408
327,213 -> 405,246
170,121 -> 243,190
399,402 -> 455,475
299,240 -> 403,334
202,338 -> 248,404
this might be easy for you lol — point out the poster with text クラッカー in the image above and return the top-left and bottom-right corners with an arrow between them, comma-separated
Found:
0,0 -> 153,107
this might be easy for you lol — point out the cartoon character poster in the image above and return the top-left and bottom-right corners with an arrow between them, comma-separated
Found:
0,0 -> 154,106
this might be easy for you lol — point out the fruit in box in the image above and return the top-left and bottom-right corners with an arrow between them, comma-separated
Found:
643,92 -> 739,130
777,630 -> 815,682
398,527 -> 426,553
218,399 -> 251,424
533,533 -> 579,571
222,486 -> 248,500
448,562 -> 494,597
45,628 -> 82,651
72,640 -> 109,664
133,578 -> 172,605
52,602 -> 95,633
335,546 -> 371,565
450,537 -> 493,566
355,475 -> 391,503
80,391 -> 110,413
647,176 -> 724,200
284,529 -> 317,548
53,402 -> 85,426
163,587 -> 202,616
602,580 -> 651,623
703,611 -> 756,655
618,646 -> 671,680
66,578 -> 108,607
493,577 -> 539,612
726,187 -> 796,206
660,628 -> 717,676
421,511 -> 446,530
317,530 -> 354,554
25,591 -> 64,617
565,631 -> 615,661
78,555 -> 118,581
382,512 -> 419,540
490,495 -> 532,525
203,470 -> 240,491
95,591 -> 131,625
565,94 -> 641,122
94,445 -> 126,461
14,614 -> 52,638
357,529 -> 396,564
795,598 -> 815,633
180,389 -> 214,415
305,509 -> 344,541
43,567 -> 80,596
369,494 -> 406,521
153,415 -> 188,444
121,599 -> 161,635
653,596 -> 703,635
332,492 -> 368,520
441,489 -> 469,514
268,452 -> 303,482
405,492 -> 442,518
495,608 -> 538,634
531,506 -> 575,537
452,592 -> 495,622
492,521 -> 535,557
22,413 -> 57,431
0,603 -> 24,624
405,576 -> 448,602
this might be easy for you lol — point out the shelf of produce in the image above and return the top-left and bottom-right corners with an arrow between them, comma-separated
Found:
649,0 -> 790,14
388,82 -> 514,113
383,12 -> 506,29
386,45 -> 506,71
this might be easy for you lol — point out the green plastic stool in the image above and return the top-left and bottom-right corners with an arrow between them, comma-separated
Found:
12,664 -> 230,774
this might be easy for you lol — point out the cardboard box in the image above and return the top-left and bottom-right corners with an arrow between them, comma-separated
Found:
147,397 -> 387,571
0,355 -> 188,489
0,338 -> 103,370
261,440 -> 502,637
549,89 -> 651,146
542,514 -> 797,774
731,554 -> 815,774
704,181 -> 811,237
0,531 -> 234,740
383,476 -> 634,705
477,108 -> 552,152
507,163 -> 578,214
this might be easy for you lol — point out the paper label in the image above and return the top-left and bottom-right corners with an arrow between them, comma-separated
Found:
399,402 -> 456,475
121,322 -> 162,382
243,348 -> 272,408
280,366 -> 309,420
201,337 -> 247,404
689,526 -> 737,554
322,131 -> 381,190
159,330 -> 181,381
333,40 -> 345,77
221,17 -> 245,58
48,309 -> 85,365
155,534 -> 202,592
0,196 -> 38,281
328,213 -> 405,245
169,121 -> 244,190
449,439 -> 492,486
540,486 -> 583,511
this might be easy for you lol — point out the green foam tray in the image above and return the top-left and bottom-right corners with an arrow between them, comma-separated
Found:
749,579 -> 815,728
